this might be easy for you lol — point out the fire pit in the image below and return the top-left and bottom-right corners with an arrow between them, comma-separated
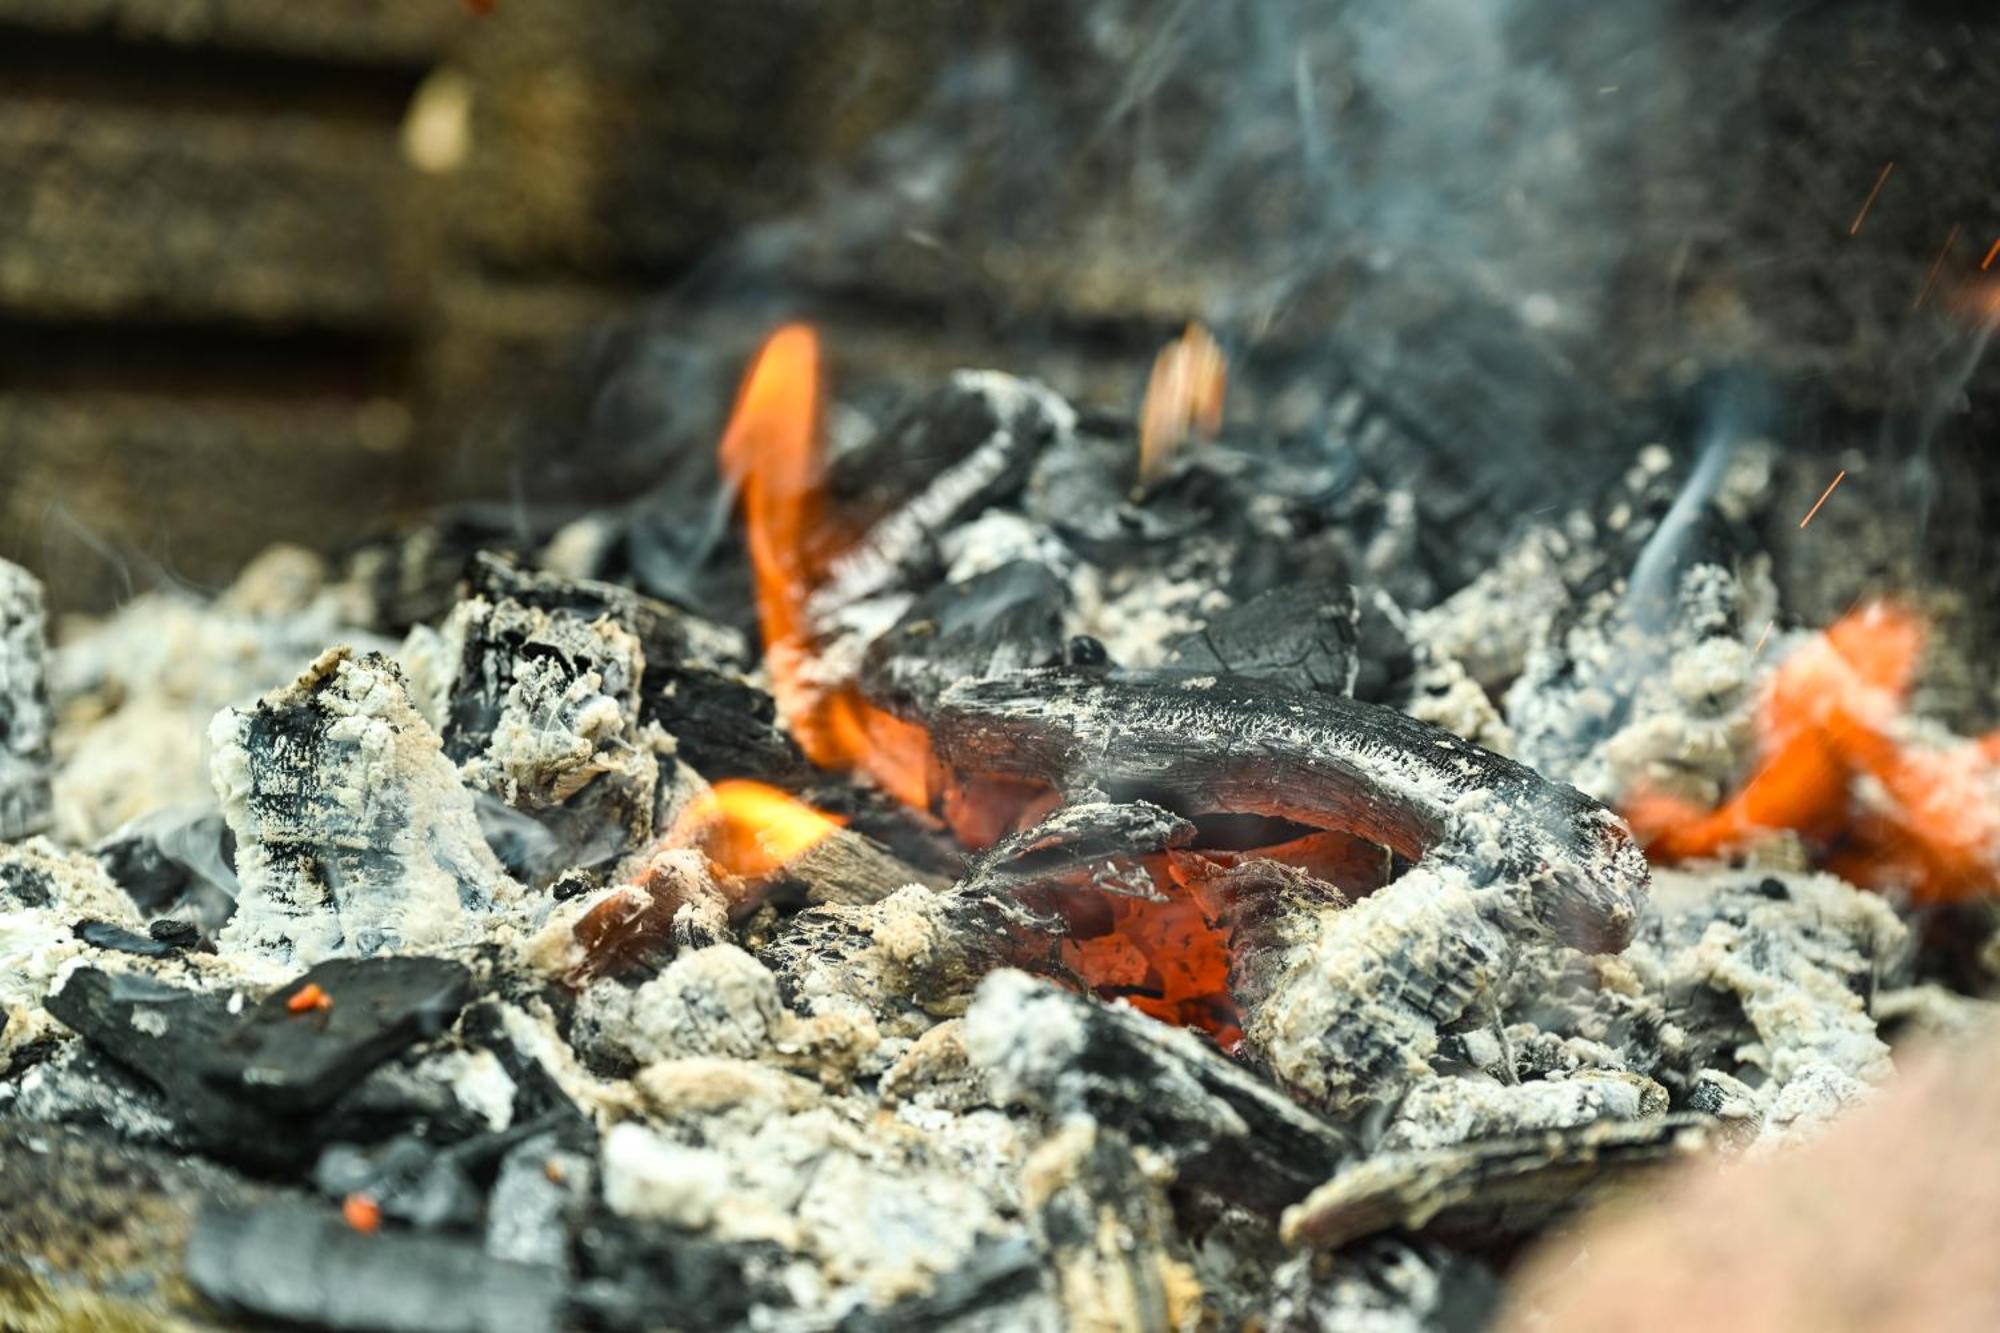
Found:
4,3 -> 2000,1331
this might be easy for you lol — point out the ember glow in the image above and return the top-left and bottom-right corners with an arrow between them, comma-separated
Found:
718,325 -> 935,808
683,779 -> 847,881
1627,603 -> 2000,903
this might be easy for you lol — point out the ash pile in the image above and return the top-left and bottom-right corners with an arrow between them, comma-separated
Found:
3,328 -> 1997,1333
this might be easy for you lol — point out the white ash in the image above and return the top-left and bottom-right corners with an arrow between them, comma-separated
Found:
880,1019 -> 997,1113
211,647 -> 525,965
418,1048 -> 517,1133
0,838 -> 144,1054
0,558 -> 54,841
485,1134 -> 591,1270
49,546 -> 391,844
1065,543 -> 1234,668
1755,1061 -> 1872,1146
600,1121 -> 732,1229
1404,653 -> 1515,754
1382,1071 -> 1665,1151
940,510 -> 1076,584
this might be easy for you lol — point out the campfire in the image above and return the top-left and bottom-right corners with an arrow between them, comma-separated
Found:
5,6 -> 2000,1332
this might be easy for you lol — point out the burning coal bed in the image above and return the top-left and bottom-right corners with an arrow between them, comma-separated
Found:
3,325 -> 1998,1332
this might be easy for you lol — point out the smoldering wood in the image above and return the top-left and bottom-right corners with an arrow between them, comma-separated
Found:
1280,1113 -> 1713,1251
1166,854 -> 1349,1017
963,970 -> 1350,1214
1161,578 -> 1360,696
466,553 -> 810,788
187,1200 -> 568,1333
956,799 -> 1196,900
926,667 -> 1649,952
0,558 -> 53,842
860,560 -> 1069,719
783,824 -> 947,905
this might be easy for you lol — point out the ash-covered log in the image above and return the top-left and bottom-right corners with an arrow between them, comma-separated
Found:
963,970 -> 1349,1213
0,558 -> 54,842
957,799 -> 1195,901
926,667 -> 1648,951
210,647 -> 522,964
860,560 -> 1068,718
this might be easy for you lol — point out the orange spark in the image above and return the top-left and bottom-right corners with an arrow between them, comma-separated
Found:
1983,238 -> 2000,272
286,983 -> 331,1014
342,1194 -> 382,1233
1848,161 -> 1894,236
1753,618 -> 1775,658
1799,469 -> 1846,529
1913,224 -> 1961,311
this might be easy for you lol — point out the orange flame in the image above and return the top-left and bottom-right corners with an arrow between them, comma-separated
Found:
681,779 -> 846,881
1626,602 -> 2000,902
718,325 -> 934,808
1138,323 -> 1227,488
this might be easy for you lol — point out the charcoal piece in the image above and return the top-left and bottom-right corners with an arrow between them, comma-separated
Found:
783,825 -> 948,906
339,503 -> 551,635
94,805 -> 239,933
149,918 -> 201,949
1265,1239 -> 1499,1333
488,1131 -> 591,1270
926,668 -> 1649,953
204,957 -> 473,1112
316,1135 -> 485,1232
0,558 -> 54,841
1024,429 -> 1211,555
72,917 -> 179,958
958,800 -> 1195,899
427,566 -> 660,881
1022,1122 -> 1192,1333
211,647 -> 521,964
860,561 -> 1068,718
466,553 -> 808,787
806,373 -> 1076,651
41,968 -> 290,1159
1161,580 -> 1360,696
962,970 -> 1349,1213
570,1218 -> 793,1333
1280,1113 -> 1712,1250
187,1200 -> 567,1333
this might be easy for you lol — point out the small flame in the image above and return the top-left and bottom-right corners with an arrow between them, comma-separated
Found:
1626,602 -> 2000,902
681,779 -> 846,881
718,325 -> 934,807
1138,323 -> 1227,489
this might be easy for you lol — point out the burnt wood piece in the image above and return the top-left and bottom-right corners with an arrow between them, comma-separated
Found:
1281,1113 -> 1712,1251
0,558 -> 53,841
784,826 -> 947,906
958,799 -> 1194,907
204,957 -> 473,1112
963,970 -> 1350,1214
860,560 -> 1068,719
1023,1123 -> 1189,1332
1161,579 -> 1361,696
806,373 -> 1075,640
187,1201 -> 567,1333
467,553 -> 809,786
927,668 -> 1648,952
71,918 -> 181,958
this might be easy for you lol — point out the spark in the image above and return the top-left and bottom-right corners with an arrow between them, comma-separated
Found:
1799,469 -> 1847,530
1913,223 -> 1961,311
1983,238 -> 2000,272
1848,161 -> 1894,236
1753,618 -> 1775,657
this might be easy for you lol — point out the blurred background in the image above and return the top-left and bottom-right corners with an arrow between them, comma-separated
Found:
1,0 -> 1994,649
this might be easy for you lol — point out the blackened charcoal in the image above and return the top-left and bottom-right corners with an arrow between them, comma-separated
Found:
571,1218 -> 793,1333
188,1201 -> 567,1333
807,373 -> 1076,634
1353,589 -> 1418,704
0,856 -> 56,909
95,806 -> 239,932
316,1135 -> 485,1232
73,918 -> 180,958
963,971 -> 1350,1214
860,561 -> 1068,718
149,918 -> 202,948
1265,1239 -> 1500,1333
927,668 -> 1649,953
42,968 -> 291,1161
1161,579 -> 1360,696
958,800 -> 1194,901
0,558 -> 54,842
1280,1114 -> 1712,1250
213,648 -> 519,964
205,957 -> 473,1112
467,554 -> 809,787
459,1002 -> 594,1139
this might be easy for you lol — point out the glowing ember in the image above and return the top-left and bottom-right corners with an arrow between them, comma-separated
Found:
1912,223 -> 1962,312
1138,323 -> 1227,488
1626,603 -> 2000,903
682,779 -> 847,880
1798,469 -> 1846,529
1847,161 -> 1894,237
1061,864 -> 1241,1046
718,325 -> 935,807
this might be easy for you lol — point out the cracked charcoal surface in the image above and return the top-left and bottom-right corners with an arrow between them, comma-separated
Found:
211,647 -> 525,965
